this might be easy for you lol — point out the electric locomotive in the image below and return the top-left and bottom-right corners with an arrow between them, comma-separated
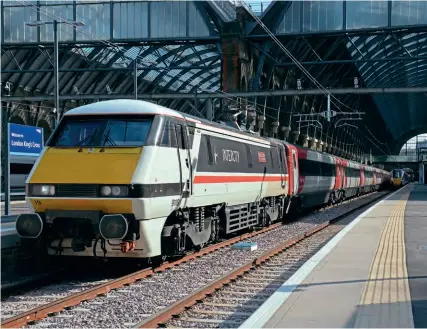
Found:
391,168 -> 411,188
16,100 -> 391,261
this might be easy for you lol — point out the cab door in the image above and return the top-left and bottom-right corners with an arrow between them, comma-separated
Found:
174,123 -> 192,198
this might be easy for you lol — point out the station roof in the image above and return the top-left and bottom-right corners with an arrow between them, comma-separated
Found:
1,0 -> 232,117
1,0 -> 427,153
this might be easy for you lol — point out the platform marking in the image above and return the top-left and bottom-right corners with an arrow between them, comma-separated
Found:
239,185 -> 411,329
354,189 -> 414,328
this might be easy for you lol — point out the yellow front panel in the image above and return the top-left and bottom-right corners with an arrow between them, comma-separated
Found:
29,198 -> 133,214
392,178 -> 402,186
29,147 -> 142,184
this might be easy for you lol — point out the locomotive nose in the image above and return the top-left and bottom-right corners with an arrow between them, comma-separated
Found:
15,213 -> 44,238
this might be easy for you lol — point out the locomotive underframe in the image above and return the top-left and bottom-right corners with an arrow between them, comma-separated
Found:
160,195 -> 290,257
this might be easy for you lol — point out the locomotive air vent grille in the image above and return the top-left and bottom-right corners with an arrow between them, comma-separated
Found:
56,184 -> 97,197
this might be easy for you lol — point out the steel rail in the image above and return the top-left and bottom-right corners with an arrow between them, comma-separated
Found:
136,190 -> 390,328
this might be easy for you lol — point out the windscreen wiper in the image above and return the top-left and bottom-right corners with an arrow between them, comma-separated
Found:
74,133 -> 97,146
101,127 -> 117,146
104,135 -> 117,146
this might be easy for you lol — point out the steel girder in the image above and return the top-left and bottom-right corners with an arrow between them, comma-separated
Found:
1,1 -> 228,117
247,24 -> 427,39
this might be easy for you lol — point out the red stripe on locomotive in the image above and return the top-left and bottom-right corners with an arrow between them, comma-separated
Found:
194,175 -> 287,184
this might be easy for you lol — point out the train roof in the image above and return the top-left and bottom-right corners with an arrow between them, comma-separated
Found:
64,99 -> 186,119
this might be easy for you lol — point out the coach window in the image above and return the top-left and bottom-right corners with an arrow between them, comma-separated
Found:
161,120 -> 177,147
299,158 -> 308,176
270,149 -> 275,169
245,145 -> 253,168
206,136 -> 214,165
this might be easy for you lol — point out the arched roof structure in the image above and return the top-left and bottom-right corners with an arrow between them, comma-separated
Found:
1,0 -> 232,116
2,0 -> 427,156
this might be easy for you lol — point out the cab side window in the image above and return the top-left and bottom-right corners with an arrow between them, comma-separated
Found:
160,120 -> 188,149
160,120 -> 177,147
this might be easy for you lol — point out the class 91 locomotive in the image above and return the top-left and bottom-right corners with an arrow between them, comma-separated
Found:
16,100 -> 391,260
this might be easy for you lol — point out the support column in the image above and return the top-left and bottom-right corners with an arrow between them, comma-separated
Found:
221,10 -> 251,117
205,98 -> 213,121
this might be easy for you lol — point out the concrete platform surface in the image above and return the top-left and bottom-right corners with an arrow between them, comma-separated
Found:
240,183 -> 427,328
1,201 -> 31,216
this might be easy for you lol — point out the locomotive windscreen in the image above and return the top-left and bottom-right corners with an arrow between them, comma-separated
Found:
48,115 -> 153,148
392,169 -> 403,178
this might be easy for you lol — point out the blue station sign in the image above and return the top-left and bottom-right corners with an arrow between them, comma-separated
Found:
9,123 -> 44,156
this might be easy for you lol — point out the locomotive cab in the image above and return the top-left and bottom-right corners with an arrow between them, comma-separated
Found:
391,169 -> 405,188
16,103 -> 170,257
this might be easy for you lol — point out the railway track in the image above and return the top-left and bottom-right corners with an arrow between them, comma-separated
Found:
1,190 -> 389,328
142,221 -> 351,328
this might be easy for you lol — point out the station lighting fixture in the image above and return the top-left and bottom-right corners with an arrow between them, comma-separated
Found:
4,81 -> 12,95
354,77 -> 359,89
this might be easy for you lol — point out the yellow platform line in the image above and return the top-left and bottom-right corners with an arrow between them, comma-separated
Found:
355,190 -> 414,328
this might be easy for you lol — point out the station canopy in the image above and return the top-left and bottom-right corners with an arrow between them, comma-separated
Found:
1,0 -> 427,153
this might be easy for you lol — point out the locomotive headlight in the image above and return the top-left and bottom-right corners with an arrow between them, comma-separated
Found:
101,186 -> 112,196
111,186 -> 122,196
32,184 -> 55,196
100,185 -> 129,197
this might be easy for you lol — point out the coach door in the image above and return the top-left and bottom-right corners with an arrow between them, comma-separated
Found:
291,149 -> 299,195
277,144 -> 287,190
285,144 -> 299,196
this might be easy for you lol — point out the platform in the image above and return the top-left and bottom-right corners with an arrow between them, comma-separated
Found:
1,201 -> 31,216
241,183 -> 427,328
1,201 -> 31,249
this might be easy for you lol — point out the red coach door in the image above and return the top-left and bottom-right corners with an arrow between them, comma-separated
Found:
360,165 -> 365,187
334,158 -> 342,190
